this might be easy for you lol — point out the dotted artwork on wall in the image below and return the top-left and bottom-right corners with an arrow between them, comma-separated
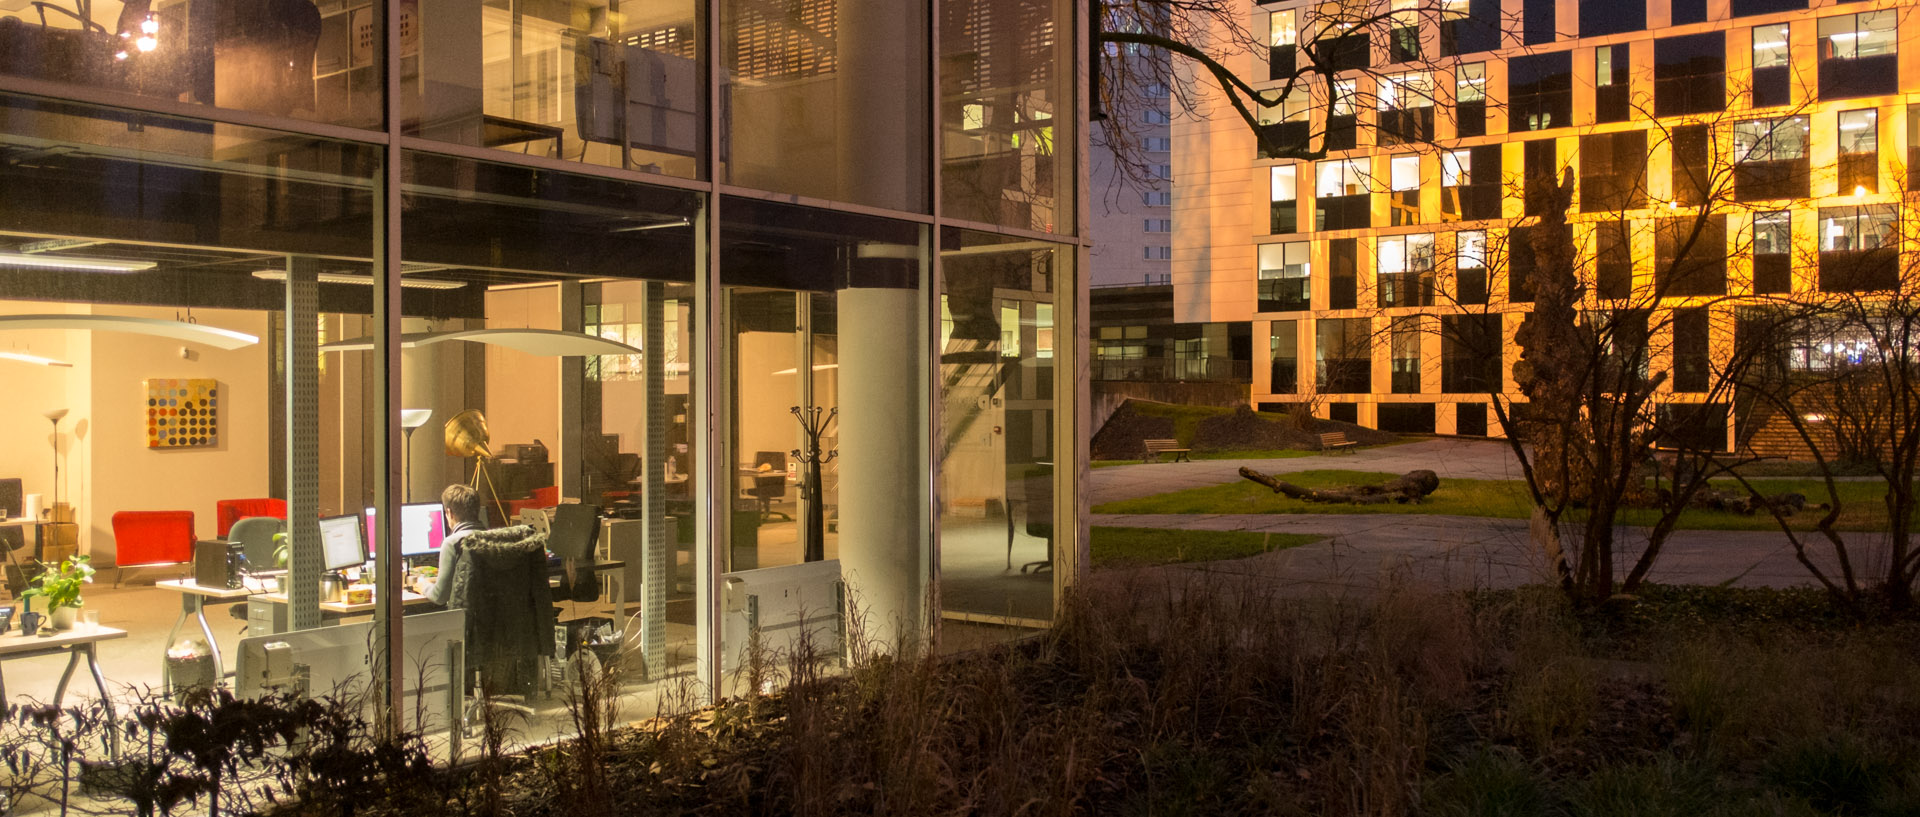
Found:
145,378 -> 219,449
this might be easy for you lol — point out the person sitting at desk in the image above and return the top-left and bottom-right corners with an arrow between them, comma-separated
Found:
419,484 -> 486,606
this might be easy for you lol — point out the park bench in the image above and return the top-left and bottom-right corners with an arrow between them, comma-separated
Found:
1143,439 -> 1191,463
1319,431 -> 1359,454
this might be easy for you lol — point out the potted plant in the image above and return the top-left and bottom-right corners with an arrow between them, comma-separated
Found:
23,555 -> 94,630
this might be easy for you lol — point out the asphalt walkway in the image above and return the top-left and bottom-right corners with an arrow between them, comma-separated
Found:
1089,439 -> 1887,595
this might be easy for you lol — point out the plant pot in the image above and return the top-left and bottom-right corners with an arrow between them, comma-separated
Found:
49,605 -> 77,631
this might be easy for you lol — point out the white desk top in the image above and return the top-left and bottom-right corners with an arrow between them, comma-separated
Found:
0,626 -> 127,656
157,579 -> 266,599
0,517 -> 35,528
255,590 -> 431,615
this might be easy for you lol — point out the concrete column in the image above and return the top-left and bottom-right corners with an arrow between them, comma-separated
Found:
835,287 -> 924,647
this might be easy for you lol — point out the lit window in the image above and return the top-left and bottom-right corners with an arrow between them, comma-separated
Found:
1733,116 -> 1809,162
1317,159 -> 1370,197
1752,25 -> 1789,68
1391,155 -> 1420,191
1457,230 -> 1486,269
1441,150 -> 1471,186
1456,62 -> 1486,103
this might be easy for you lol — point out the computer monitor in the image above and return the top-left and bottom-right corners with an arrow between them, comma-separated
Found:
546,503 -> 600,561
363,503 -> 449,557
318,514 -> 367,571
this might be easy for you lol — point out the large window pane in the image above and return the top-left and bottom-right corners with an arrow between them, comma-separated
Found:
941,0 -> 1074,231
2,0 -> 383,128
407,0 -> 706,179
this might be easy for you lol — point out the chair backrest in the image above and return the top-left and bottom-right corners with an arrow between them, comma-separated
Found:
753,451 -> 787,471
111,510 -> 197,567
0,478 -> 21,519
215,498 -> 288,539
229,516 -> 286,570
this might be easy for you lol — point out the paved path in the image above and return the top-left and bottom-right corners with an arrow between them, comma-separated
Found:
1089,440 -> 1884,594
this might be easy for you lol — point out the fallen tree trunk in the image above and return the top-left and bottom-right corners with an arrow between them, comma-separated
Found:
1239,467 -> 1440,505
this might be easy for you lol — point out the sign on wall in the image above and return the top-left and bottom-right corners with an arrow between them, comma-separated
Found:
145,378 -> 220,449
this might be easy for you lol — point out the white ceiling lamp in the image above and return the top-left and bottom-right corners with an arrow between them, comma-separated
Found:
0,251 -> 156,273
0,315 -> 258,350
320,328 -> 642,357
250,270 -> 467,290
0,351 -> 73,367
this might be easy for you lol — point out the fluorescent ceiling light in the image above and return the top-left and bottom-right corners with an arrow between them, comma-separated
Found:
320,328 -> 642,357
251,270 -> 467,290
772,363 -> 840,375
612,218 -> 692,233
0,351 -> 73,367
0,314 -> 258,350
0,251 -> 155,273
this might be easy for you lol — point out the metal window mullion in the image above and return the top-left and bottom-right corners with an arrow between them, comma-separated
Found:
371,0 -> 407,735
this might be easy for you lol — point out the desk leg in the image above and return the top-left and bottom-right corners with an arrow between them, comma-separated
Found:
194,599 -> 224,687
87,644 -> 118,758
54,649 -> 81,707
163,594 -> 194,695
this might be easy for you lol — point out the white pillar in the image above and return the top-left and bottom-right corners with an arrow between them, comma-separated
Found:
836,287 -> 924,647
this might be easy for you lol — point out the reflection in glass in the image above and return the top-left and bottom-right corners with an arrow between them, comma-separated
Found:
2,0 -> 383,127
940,0 -> 1075,232
937,227 -> 1059,636
408,0 -> 705,178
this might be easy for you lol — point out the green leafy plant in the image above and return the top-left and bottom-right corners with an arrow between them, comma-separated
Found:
22,555 -> 93,610
272,532 -> 289,568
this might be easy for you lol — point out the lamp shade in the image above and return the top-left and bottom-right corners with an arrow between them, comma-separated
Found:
400,409 -> 433,430
444,410 -> 493,459
42,408 -> 69,422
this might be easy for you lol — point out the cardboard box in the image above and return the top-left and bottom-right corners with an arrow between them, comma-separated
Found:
39,542 -> 78,566
42,523 -> 77,548
48,503 -> 74,525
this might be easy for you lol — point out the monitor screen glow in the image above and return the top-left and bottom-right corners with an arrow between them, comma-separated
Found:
318,514 -> 366,571
363,503 -> 449,557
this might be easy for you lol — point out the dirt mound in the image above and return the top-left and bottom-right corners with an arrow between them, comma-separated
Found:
1190,405 -> 1398,452
1090,401 -> 1175,460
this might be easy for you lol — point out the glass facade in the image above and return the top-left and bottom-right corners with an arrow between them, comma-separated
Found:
0,0 -> 1082,744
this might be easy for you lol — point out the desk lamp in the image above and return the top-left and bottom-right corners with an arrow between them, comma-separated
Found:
401,409 -> 432,502
42,409 -> 67,520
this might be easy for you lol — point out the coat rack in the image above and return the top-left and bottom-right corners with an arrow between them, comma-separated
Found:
789,405 -> 837,562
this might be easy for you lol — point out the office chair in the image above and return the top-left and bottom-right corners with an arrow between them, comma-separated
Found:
215,498 -> 287,539
750,451 -> 792,522
447,525 -> 557,701
1004,468 -> 1054,574
228,517 -> 285,572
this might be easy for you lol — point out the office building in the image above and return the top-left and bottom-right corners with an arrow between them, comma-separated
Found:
0,0 -> 1087,728
1176,0 -> 1913,442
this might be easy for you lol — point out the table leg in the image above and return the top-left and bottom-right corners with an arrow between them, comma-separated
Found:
54,649 -> 81,707
163,594 -> 194,695
194,598 -> 223,686
86,644 -> 118,758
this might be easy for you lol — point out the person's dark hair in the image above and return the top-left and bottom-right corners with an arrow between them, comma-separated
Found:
441,484 -> 483,526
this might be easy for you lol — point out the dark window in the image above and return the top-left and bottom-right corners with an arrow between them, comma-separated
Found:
1908,109 -> 1920,191
1455,63 -> 1487,137
1751,25 -> 1790,108
1317,29 -> 1371,72
1658,404 -> 1729,452
1316,318 -> 1371,394
1672,124 -> 1711,207
1329,238 -> 1358,309
1819,12 -> 1898,100
1455,402 -> 1489,435
1269,43 -> 1297,81
1674,308 -> 1711,393
1732,116 -> 1810,201
1326,81 -> 1357,151
1752,211 -> 1792,295
1579,130 -> 1648,213
1390,317 -> 1422,394
1390,14 -> 1420,63
1379,73 -> 1436,145
1607,309 -> 1652,379
1257,120 -> 1313,160
1818,205 -> 1898,292
1671,0 -> 1708,25
1837,109 -> 1879,195
1378,403 -> 1436,432
1732,0 -> 1805,17
1594,45 -> 1631,124
1523,139 -> 1559,216
1595,221 -> 1633,300
1509,225 -> 1537,303
1270,320 -> 1298,394
1523,0 -> 1557,45
1442,314 -> 1502,393
1509,51 -> 1573,132
1655,34 -> 1726,117
1443,145 -> 1502,221
1656,215 -> 1728,297
1269,8 -> 1297,81
1329,402 -> 1359,425
1441,0 -> 1502,56
1581,0 -> 1644,37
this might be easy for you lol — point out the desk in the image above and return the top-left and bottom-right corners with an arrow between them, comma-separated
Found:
0,626 -> 126,748
156,579 -> 263,694
254,589 -> 432,616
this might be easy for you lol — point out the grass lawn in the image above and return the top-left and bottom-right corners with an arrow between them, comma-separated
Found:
1093,470 -> 1910,532
1089,525 -> 1321,568
1092,448 -> 1323,467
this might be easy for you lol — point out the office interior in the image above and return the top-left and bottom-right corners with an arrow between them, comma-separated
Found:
0,0 -> 1071,738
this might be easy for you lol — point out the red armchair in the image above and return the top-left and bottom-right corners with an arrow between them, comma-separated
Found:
215,498 -> 287,539
111,510 -> 197,568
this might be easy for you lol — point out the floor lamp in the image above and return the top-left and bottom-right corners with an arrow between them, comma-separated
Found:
400,409 -> 432,502
42,408 -> 67,518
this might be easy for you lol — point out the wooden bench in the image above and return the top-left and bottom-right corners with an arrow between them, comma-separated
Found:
1319,432 -> 1359,454
1143,439 -> 1192,463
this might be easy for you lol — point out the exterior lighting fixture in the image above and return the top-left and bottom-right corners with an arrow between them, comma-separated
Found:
251,270 -> 466,290
0,251 -> 155,273
1854,185 -> 1868,197
1802,413 -> 1828,423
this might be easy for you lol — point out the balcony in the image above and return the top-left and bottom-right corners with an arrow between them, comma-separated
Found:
1269,200 -> 1297,235
1316,193 -> 1370,231
1258,277 -> 1311,312
1734,159 -> 1809,201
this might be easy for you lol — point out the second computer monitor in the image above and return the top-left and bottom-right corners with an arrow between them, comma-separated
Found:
318,514 -> 367,571
363,503 -> 449,557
